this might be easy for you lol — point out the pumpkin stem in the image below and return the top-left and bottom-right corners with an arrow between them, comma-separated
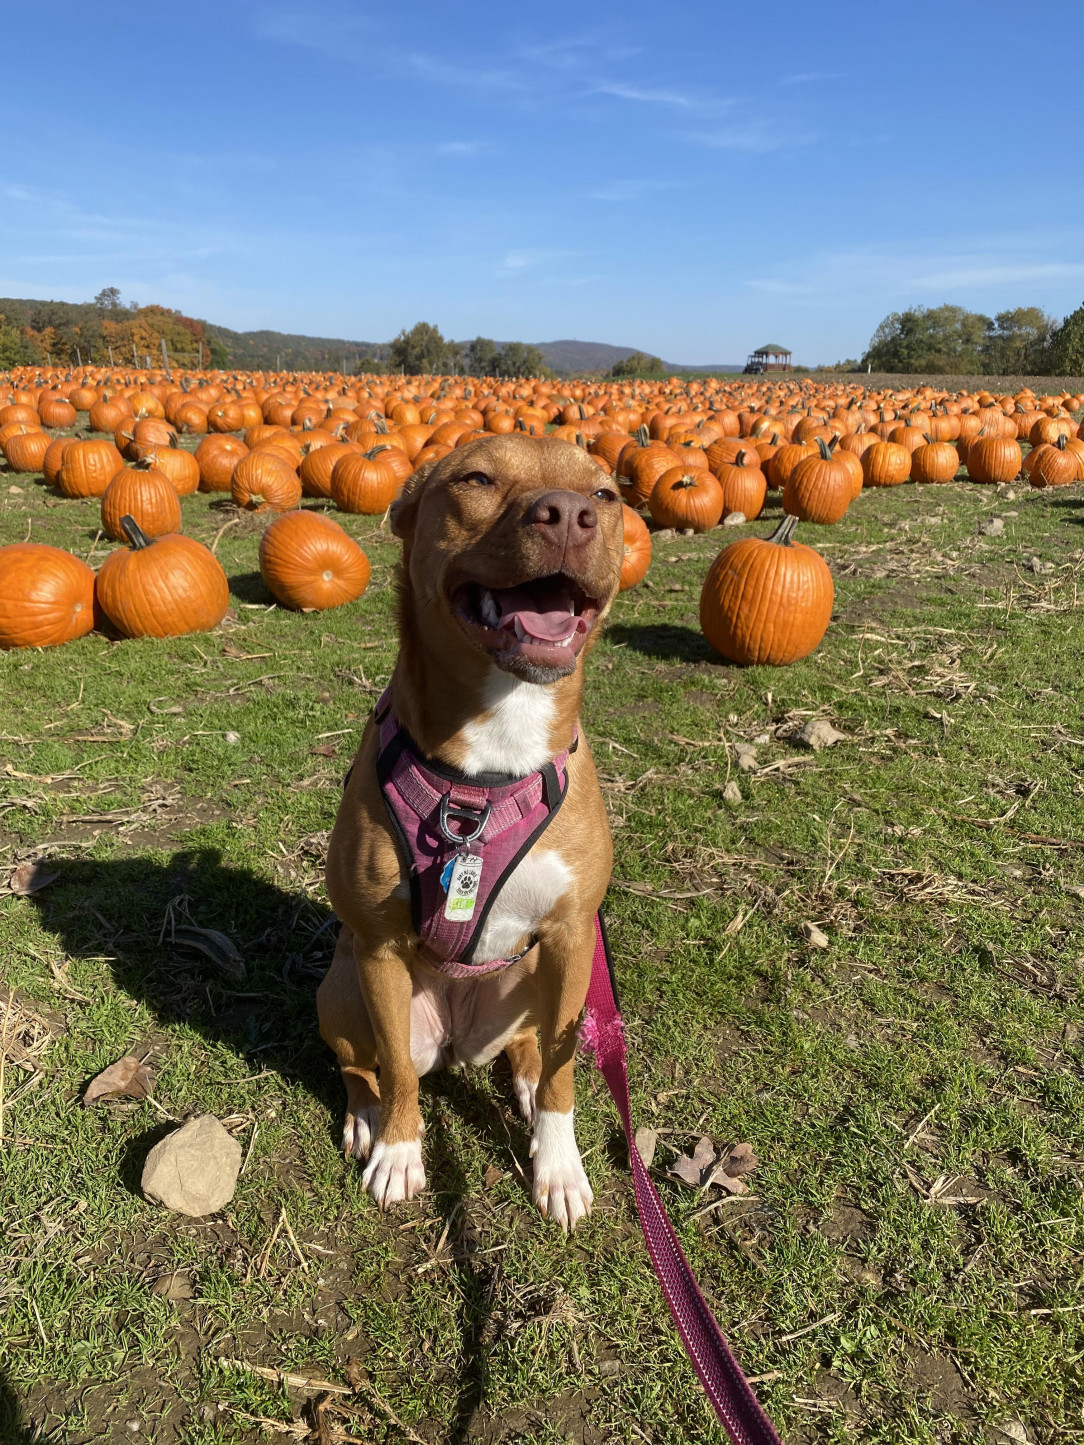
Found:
634,423 -> 649,446
1056,433 -> 1068,450
816,437 -> 832,459
735,449 -> 747,467
769,514 -> 801,547
119,515 -> 153,550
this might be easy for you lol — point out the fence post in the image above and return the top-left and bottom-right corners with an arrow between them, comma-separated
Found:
133,343 -> 138,366
198,341 -> 203,370
108,346 -> 114,366
161,338 -> 172,380
75,346 -> 82,366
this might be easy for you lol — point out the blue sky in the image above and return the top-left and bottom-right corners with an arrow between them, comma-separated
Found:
2,0 -> 1082,364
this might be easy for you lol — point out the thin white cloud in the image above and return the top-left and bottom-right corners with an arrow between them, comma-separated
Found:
691,125 -> 813,153
436,141 -> 487,157
594,81 -> 732,112
778,71 -> 846,85
910,261 -> 1084,289
253,3 -> 372,55
406,51 -> 523,91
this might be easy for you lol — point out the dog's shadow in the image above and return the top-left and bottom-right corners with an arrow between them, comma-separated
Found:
25,846 -> 524,1433
0,1369 -> 33,1445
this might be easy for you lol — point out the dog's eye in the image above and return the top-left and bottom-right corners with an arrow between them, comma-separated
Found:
592,488 -> 619,503
460,472 -> 495,487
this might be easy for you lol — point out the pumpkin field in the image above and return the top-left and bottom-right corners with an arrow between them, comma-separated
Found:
2,368 -> 1084,1444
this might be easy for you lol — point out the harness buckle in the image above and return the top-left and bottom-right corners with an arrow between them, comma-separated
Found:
438,793 -> 492,846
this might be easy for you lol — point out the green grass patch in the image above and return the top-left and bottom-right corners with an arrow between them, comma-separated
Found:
1,451 -> 1083,1444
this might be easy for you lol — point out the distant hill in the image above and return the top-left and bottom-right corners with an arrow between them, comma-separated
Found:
0,295 -> 744,375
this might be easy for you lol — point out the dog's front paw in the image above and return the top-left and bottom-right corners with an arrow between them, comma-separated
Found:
343,1105 -> 380,1162
530,1110 -> 593,1232
362,1137 -> 426,1208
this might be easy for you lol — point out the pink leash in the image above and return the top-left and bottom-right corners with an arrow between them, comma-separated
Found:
580,913 -> 782,1445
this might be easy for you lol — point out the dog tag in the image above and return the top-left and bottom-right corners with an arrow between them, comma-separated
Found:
444,851 -> 482,921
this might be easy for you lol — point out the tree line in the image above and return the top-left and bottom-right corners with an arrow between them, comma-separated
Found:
856,302 -> 1084,375
0,290 -> 228,370
371,322 -> 550,378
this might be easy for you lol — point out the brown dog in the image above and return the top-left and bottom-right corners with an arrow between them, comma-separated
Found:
317,434 -> 623,1230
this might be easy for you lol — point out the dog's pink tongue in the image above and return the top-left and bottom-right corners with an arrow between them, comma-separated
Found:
494,587 -> 586,643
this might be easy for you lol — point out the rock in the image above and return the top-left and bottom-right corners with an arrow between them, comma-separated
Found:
722,779 -> 742,806
678,527 -> 695,536
978,517 -> 1004,537
722,511 -> 747,527
597,1359 -> 622,1377
151,1270 -> 194,1300
752,732 -> 771,745
734,743 -> 758,773
652,528 -> 675,540
1025,556 -> 1055,575
990,1423 -> 1030,1444
800,921 -> 830,949
797,718 -> 846,752
995,485 -> 1017,500
223,731 -> 242,745
141,1115 -> 242,1217
8,485 -> 24,494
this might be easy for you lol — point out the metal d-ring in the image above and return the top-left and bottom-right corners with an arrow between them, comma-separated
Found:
438,793 -> 492,845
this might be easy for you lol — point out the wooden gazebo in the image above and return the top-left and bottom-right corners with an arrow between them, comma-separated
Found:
744,344 -> 792,373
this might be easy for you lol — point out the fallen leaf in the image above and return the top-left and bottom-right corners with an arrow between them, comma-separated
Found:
991,1422 -> 1030,1444
171,925 -> 245,981
8,861 -> 60,895
85,1054 -> 156,1104
722,779 -> 742,807
800,921 -> 830,949
705,1165 -> 748,1195
634,1127 -> 658,1169
723,1141 -> 758,1177
483,1164 -> 506,1189
311,744 -> 338,758
668,1135 -> 717,1188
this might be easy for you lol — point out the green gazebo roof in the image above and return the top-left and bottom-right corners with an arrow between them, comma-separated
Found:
753,344 -> 790,355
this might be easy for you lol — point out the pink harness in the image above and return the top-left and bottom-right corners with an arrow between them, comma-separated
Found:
373,690 -> 574,978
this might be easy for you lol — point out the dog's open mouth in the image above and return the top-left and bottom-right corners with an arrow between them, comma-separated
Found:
452,574 -> 600,669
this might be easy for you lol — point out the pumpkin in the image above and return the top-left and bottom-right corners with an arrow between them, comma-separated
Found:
100,462 -> 183,541
619,504 -> 651,590
258,511 -> 371,611
137,442 -> 200,496
2,427 -> 51,473
231,451 -> 302,512
862,441 -> 910,488
765,441 -> 815,491
38,395 -> 77,429
783,438 -> 853,523
834,447 -> 865,500
0,404 -> 39,427
88,396 -> 133,433
43,434 -> 76,488
699,515 -> 833,667
196,434 -> 248,492
911,439 -> 960,484
1028,434 -> 1079,489
1030,416 -> 1073,448
965,436 -> 1021,484
0,543 -> 97,649
716,450 -> 767,519
888,424 -> 928,454
58,439 -> 125,497
208,400 -> 245,433
331,446 -> 400,514
300,440 -> 358,498
95,518 -> 230,638
648,468 -> 724,532
621,444 -> 678,509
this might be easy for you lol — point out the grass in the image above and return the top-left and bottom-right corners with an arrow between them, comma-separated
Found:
1,438 -> 1084,1445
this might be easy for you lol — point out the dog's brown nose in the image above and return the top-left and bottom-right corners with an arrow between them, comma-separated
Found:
526,490 -> 598,552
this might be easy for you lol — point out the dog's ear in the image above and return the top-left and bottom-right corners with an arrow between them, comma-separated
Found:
389,460 -> 436,541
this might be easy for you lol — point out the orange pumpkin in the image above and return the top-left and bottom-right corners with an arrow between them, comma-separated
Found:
619,504 -> 651,590
258,512 -> 371,610
648,468 -> 724,532
699,515 -> 833,667
965,436 -> 1021,485
0,543 -> 97,649
331,447 -> 400,514
100,463 -> 183,541
862,441 -> 910,488
231,451 -> 302,512
783,439 -> 853,523
716,450 -> 767,519
95,519 -> 230,638
58,439 -> 125,497
196,434 -> 248,492
911,440 -> 960,484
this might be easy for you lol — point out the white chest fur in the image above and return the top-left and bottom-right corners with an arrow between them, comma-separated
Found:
472,849 -> 572,964
460,671 -> 556,776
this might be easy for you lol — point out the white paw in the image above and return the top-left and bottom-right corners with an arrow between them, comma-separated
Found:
513,1075 -> 538,1126
530,1109 -> 593,1232
362,1137 -> 426,1208
343,1105 -> 380,1162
